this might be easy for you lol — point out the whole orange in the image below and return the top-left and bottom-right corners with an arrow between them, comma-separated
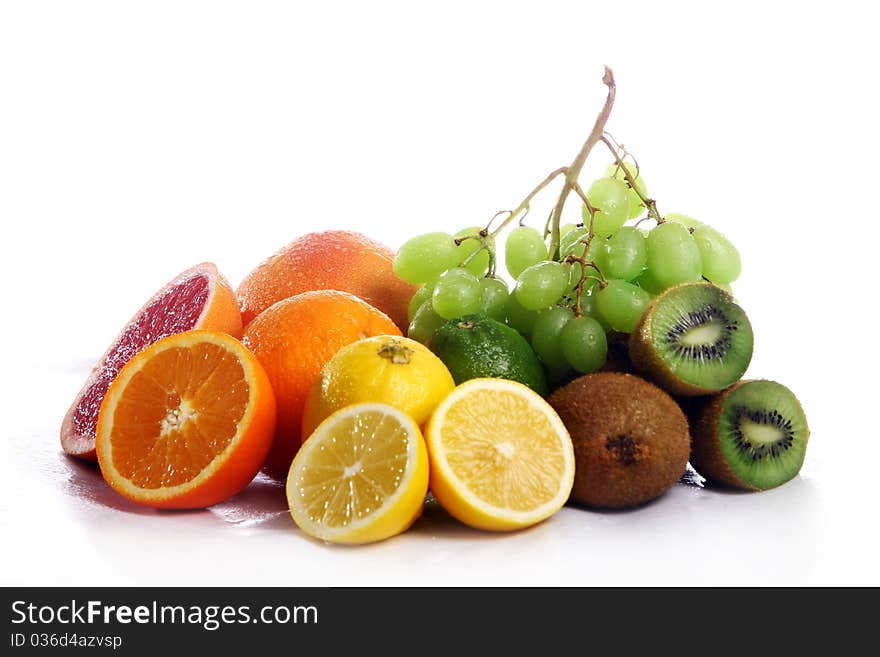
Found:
241,290 -> 402,477
236,230 -> 418,330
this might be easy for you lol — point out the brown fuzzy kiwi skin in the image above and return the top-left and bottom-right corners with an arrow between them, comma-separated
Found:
547,372 -> 691,508
628,296 -> 718,397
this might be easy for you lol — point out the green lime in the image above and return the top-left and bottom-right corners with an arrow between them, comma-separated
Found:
427,315 -> 548,396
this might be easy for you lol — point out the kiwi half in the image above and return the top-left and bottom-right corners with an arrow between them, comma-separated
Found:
629,282 -> 753,396
689,379 -> 809,491
548,372 -> 690,508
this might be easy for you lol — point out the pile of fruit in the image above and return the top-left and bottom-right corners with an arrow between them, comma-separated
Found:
60,69 -> 809,545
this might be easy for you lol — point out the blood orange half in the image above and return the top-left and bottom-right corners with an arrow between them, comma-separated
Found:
60,263 -> 242,461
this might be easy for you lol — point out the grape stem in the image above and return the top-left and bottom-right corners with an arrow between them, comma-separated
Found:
485,66 -> 617,255
564,197 -> 601,317
570,180 -> 596,216
461,67 -> 618,283
542,209 -> 554,239
547,66 -> 617,260
599,134 -> 665,224
459,165 -> 569,273
456,230 -> 498,276
487,167 -> 568,239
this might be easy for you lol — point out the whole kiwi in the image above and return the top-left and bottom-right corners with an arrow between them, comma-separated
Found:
548,372 -> 690,508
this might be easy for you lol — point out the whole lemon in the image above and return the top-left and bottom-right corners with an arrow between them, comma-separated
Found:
301,336 -> 455,441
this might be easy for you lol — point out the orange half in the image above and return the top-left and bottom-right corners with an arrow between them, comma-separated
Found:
96,330 -> 276,509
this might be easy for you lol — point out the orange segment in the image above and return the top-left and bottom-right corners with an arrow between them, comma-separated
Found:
96,330 -> 276,509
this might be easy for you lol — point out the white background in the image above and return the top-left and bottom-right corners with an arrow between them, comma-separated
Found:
1,1 -> 878,586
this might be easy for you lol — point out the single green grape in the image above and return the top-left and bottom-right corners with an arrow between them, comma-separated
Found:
633,267 -> 665,294
432,268 -> 482,319
560,226 -> 587,255
479,277 -> 509,322
407,285 -> 433,323
393,232 -> 460,284
407,301 -> 446,344
505,295 -> 542,336
505,226 -> 548,279
514,261 -> 568,311
665,213 -> 703,230
454,227 -> 494,277
580,291 -> 610,331
645,222 -> 703,289
604,226 -> 647,281
560,316 -> 608,373
585,177 -> 631,237
560,223 -> 578,240
531,306 -> 574,369
692,225 -> 741,284
606,162 -> 648,220
595,279 -> 652,333
562,233 -> 607,265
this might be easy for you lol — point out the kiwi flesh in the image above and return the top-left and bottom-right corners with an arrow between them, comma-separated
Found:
548,372 -> 690,508
688,379 -> 809,491
629,282 -> 753,396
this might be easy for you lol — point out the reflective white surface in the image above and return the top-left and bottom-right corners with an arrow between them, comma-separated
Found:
1,349 -> 875,586
1,1 -> 878,586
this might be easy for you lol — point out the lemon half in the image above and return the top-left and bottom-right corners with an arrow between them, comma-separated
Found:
286,402 -> 428,544
426,378 -> 575,531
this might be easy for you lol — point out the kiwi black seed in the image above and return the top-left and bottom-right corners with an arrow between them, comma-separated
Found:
629,282 -> 753,396
547,372 -> 690,508
688,379 -> 809,491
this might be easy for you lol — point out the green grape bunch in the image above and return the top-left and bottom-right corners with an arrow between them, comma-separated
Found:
392,67 -> 741,391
